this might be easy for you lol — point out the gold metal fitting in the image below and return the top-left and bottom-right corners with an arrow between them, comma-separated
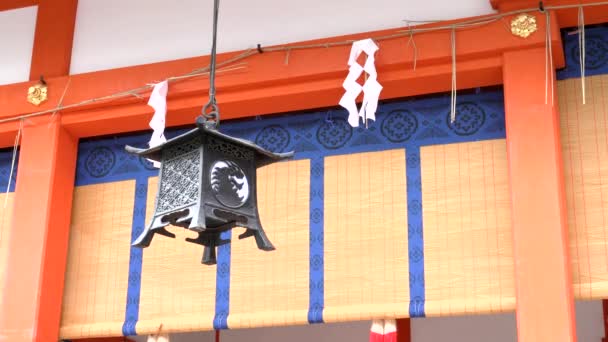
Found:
511,14 -> 538,38
27,82 -> 48,106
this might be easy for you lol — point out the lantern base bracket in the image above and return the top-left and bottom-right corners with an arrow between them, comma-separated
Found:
185,221 -> 234,265
238,228 -> 275,251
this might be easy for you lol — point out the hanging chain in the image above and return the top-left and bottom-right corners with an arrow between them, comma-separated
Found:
200,0 -> 221,128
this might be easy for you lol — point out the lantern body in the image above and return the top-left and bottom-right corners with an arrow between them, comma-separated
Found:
126,125 -> 293,264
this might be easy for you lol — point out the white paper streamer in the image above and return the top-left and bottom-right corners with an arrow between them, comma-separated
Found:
147,80 -> 169,167
339,38 -> 383,128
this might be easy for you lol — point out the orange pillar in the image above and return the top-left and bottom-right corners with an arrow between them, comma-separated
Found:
29,0 -> 78,80
503,47 -> 576,342
0,116 -> 78,342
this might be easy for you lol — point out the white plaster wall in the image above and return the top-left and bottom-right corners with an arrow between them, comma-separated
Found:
70,0 -> 495,74
0,6 -> 37,85
131,301 -> 604,342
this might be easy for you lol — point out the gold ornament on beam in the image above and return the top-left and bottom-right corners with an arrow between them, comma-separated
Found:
511,14 -> 538,38
27,77 -> 48,106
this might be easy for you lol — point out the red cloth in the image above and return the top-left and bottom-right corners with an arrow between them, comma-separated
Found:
370,319 -> 396,342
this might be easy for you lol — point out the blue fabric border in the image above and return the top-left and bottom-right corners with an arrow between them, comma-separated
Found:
0,150 -> 18,193
557,26 -> 608,80
75,89 -> 506,327
214,230 -> 232,330
406,148 -> 425,317
308,157 -> 324,323
122,176 -> 148,336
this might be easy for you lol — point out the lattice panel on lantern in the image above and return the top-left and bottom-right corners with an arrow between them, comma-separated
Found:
421,140 -> 516,316
323,149 -> 410,322
559,74 -> 608,299
228,159 -> 310,328
137,177 -> 217,335
60,181 -> 135,339
0,193 -> 14,297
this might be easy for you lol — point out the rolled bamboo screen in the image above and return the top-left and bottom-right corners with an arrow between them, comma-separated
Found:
421,140 -> 516,316
136,177 -> 217,334
559,74 -> 608,300
228,159 -> 311,328
323,150 -> 409,322
60,182 -> 136,338
60,143 -> 515,338
0,193 -> 14,299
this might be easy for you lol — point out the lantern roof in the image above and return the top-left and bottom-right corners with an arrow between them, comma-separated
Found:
125,124 -> 293,165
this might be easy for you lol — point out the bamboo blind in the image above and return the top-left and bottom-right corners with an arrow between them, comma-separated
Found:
60,181 -> 135,339
323,150 -> 409,322
421,140 -> 516,316
0,193 -> 14,298
559,74 -> 608,300
228,159 -> 310,328
137,177 -> 217,335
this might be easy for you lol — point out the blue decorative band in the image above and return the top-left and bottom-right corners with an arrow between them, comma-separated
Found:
122,176 -> 148,336
406,148 -> 425,317
308,156 -> 324,323
0,150 -> 18,193
214,230 -> 232,330
558,26 -> 608,80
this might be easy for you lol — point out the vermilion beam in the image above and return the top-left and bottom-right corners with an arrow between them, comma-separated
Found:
0,0 -> 37,12
57,56 -> 504,140
0,115 -> 78,342
29,0 -> 78,80
503,48 -> 576,342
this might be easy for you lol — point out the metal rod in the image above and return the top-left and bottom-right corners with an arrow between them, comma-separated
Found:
209,0 -> 219,102
201,0 -> 221,127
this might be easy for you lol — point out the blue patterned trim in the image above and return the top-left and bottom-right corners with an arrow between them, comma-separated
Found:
122,176 -> 148,336
557,26 -> 608,80
308,157 -> 324,323
406,148 -> 425,317
213,230 -> 232,330
0,150 -> 18,193
75,132 -> 180,186
75,93 -> 505,184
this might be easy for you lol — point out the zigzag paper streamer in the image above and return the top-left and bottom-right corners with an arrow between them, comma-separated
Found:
339,38 -> 383,128
147,80 -> 168,167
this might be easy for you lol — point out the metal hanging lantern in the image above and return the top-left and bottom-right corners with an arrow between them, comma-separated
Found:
125,0 -> 293,265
